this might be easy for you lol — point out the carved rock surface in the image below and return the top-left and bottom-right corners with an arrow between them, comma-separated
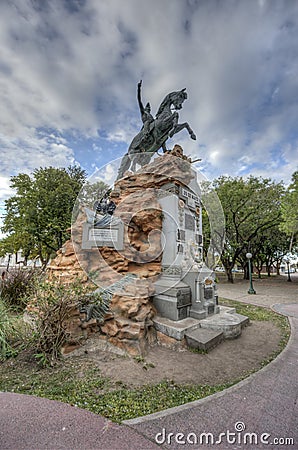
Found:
47,150 -> 192,355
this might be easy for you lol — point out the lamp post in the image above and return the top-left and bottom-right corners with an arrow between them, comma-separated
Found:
246,253 -> 256,294
283,256 -> 292,282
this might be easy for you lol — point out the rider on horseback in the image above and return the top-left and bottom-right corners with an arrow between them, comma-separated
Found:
116,81 -> 196,180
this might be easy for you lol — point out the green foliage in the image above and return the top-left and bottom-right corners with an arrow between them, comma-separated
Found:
252,227 -> 289,277
213,176 -> 284,281
0,356 -> 230,423
76,180 -> 109,209
200,181 -> 225,268
0,268 -> 41,311
1,165 -> 87,267
93,381 -> 226,422
30,281 -> 84,365
0,301 -> 31,360
29,281 -> 109,365
0,299 -> 290,423
0,300 -> 16,359
280,171 -> 298,250
0,234 -> 21,258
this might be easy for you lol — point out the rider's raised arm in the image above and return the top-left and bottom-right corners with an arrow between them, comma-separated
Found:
137,80 -> 145,116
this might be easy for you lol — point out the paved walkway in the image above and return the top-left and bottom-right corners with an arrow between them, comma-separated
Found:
126,304 -> 298,449
0,393 -> 159,449
217,273 -> 298,308
0,276 -> 297,449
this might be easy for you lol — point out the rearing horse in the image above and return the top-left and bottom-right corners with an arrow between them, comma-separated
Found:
116,81 -> 196,179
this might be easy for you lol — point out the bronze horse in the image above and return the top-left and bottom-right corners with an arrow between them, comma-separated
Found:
117,81 -> 196,179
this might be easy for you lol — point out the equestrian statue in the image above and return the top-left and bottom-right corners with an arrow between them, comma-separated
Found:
116,80 -> 196,180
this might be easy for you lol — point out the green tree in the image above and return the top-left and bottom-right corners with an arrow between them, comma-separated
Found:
76,180 -> 110,209
213,176 -> 284,282
1,166 -> 86,268
250,227 -> 289,278
280,170 -> 298,252
200,183 -> 225,269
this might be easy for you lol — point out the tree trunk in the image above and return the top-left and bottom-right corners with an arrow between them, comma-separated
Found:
38,246 -> 46,270
243,264 -> 249,280
289,232 -> 294,253
226,267 -> 234,283
6,254 -> 11,271
23,249 -> 31,267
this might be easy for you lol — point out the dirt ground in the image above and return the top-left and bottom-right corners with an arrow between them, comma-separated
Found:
70,320 -> 282,387
69,274 -> 295,388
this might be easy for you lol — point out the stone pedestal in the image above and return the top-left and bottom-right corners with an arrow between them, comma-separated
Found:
49,147 -> 248,355
152,165 -> 218,323
153,276 -> 191,321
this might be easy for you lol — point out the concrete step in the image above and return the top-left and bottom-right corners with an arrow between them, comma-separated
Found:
231,312 -> 250,328
200,313 -> 243,339
185,328 -> 224,351
153,316 -> 200,340
219,306 -> 250,329
219,305 -> 236,314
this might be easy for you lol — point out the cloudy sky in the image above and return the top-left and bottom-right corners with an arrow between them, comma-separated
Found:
1,0 -> 298,225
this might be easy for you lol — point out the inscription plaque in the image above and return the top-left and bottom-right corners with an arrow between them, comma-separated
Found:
177,229 -> 186,242
181,188 -> 199,203
185,213 -> 195,231
195,234 -> 203,244
89,229 -> 118,241
82,222 -> 124,250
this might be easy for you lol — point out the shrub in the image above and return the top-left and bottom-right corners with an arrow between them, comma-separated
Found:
30,281 -> 109,365
0,300 -> 21,359
0,267 -> 42,311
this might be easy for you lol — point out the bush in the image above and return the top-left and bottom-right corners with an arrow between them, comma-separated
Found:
30,281 -> 109,366
0,300 -> 22,360
0,267 -> 42,311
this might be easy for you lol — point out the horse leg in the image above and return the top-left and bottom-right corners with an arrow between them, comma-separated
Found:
170,122 -> 196,140
162,142 -> 167,152
168,112 -> 178,138
130,154 -> 137,171
117,153 -> 131,180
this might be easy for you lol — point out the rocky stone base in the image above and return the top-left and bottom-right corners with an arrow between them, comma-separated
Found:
46,149 -> 198,356
98,279 -> 157,356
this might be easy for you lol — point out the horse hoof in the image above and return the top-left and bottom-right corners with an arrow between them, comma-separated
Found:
191,133 -> 196,140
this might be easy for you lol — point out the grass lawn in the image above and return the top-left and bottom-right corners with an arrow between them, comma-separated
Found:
0,300 -> 290,423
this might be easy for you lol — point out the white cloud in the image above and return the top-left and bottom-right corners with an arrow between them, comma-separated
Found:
0,0 -> 297,188
0,176 -> 13,201
0,130 -> 75,176
88,159 -> 119,187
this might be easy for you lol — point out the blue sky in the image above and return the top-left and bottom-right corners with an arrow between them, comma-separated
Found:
1,0 -> 298,233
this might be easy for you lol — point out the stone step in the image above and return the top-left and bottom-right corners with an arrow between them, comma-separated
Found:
185,328 -> 224,351
231,312 -> 250,328
218,305 -> 236,314
153,316 -> 200,340
218,306 -> 250,329
199,313 -> 243,339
